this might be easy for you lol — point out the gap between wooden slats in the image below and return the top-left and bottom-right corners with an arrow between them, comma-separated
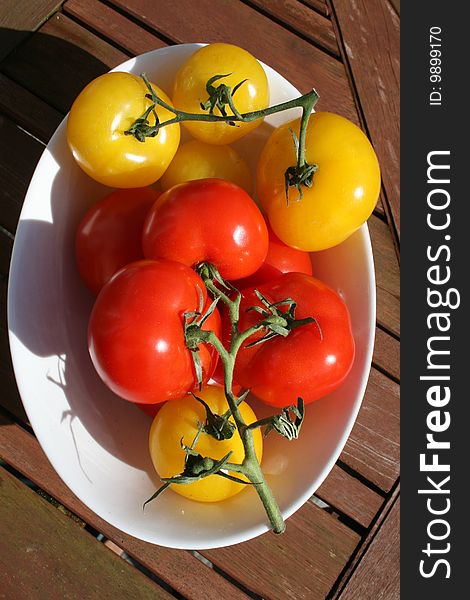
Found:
240,0 -> 339,57
0,0 -> 63,60
0,13 -> 129,114
340,369 -> 399,492
0,73 -> 62,143
202,500 -> 359,600
63,0 -> 169,57
336,496 -> 399,599
368,217 -> 400,338
301,0 -> 330,16
330,485 -> 400,599
330,0 -> 400,237
0,465 -> 176,600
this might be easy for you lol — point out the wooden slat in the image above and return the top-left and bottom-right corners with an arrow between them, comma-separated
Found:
387,0 -> 400,16
108,0 -> 359,123
369,215 -> 400,337
373,326 -> 399,381
332,0 -> 400,236
0,114 -> 44,234
243,0 -> 339,56
0,412 -> 252,600
332,485 -> 400,599
0,466 -> 174,600
316,465 -> 383,528
0,73 -> 62,143
203,500 -> 359,600
340,368 -> 399,492
302,0 -> 330,16
338,498 -> 399,599
0,0 -> 62,60
1,13 -> 128,114
63,0 -> 169,56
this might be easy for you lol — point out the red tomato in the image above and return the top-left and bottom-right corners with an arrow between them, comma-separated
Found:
76,187 -> 160,295
88,259 -> 221,404
229,272 -> 355,407
233,224 -> 313,289
142,179 -> 269,280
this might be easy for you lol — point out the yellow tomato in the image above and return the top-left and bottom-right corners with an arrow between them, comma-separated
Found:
67,72 -> 180,188
149,386 -> 262,502
160,140 -> 252,193
172,43 -> 269,145
256,112 -> 381,251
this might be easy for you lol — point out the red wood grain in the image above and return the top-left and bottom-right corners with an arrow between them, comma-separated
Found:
341,369 -> 399,491
63,0 -> 169,56
0,466 -> 174,600
243,0 -> 339,56
373,327 -> 399,381
338,498 -> 400,599
369,217 -> 400,338
203,500 -> 360,599
332,486 -> 400,599
331,0 -> 400,236
316,465 -> 383,528
302,0 -> 330,16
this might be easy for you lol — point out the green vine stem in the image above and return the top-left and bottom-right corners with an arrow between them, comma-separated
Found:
186,307 -> 287,534
124,73 -> 319,196
182,264 -> 310,533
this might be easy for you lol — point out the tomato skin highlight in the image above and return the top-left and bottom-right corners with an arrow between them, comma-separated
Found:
142,179 -> 269,280
233,224 -> 313,289
230,272 -> 355,408
88,259 -> 220,404
173,43 -> 269,145
160,140 -> 252,194
257,112 -> 381,251
75,187 -> 160,295
67,72 -> 180,188
149,385 -> 262,502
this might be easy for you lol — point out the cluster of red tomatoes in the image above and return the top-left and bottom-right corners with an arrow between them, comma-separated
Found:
67,43 -> 379,502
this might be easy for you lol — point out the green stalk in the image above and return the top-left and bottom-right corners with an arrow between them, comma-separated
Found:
126,73 -> 319,177
186,289 -> 286,534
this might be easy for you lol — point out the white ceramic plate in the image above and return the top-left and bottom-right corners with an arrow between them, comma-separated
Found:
7,44 -> 376,550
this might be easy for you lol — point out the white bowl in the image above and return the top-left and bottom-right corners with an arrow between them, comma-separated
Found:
7,44 -> 375,549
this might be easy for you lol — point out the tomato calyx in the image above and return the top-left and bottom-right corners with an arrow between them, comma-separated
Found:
184,288 -> 221,387
245,289 -> 319,347
247,397 -> 305,441
124,73 -> 163,142
284,127 -> 318,201
199,73 -> 248,123
144,426 -> 249,508
192,392 -> 236,441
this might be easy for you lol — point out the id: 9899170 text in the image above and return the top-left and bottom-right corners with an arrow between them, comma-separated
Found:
429,26 -> 442,107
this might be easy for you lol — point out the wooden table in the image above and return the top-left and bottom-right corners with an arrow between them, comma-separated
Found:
0,1 -> 400,598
